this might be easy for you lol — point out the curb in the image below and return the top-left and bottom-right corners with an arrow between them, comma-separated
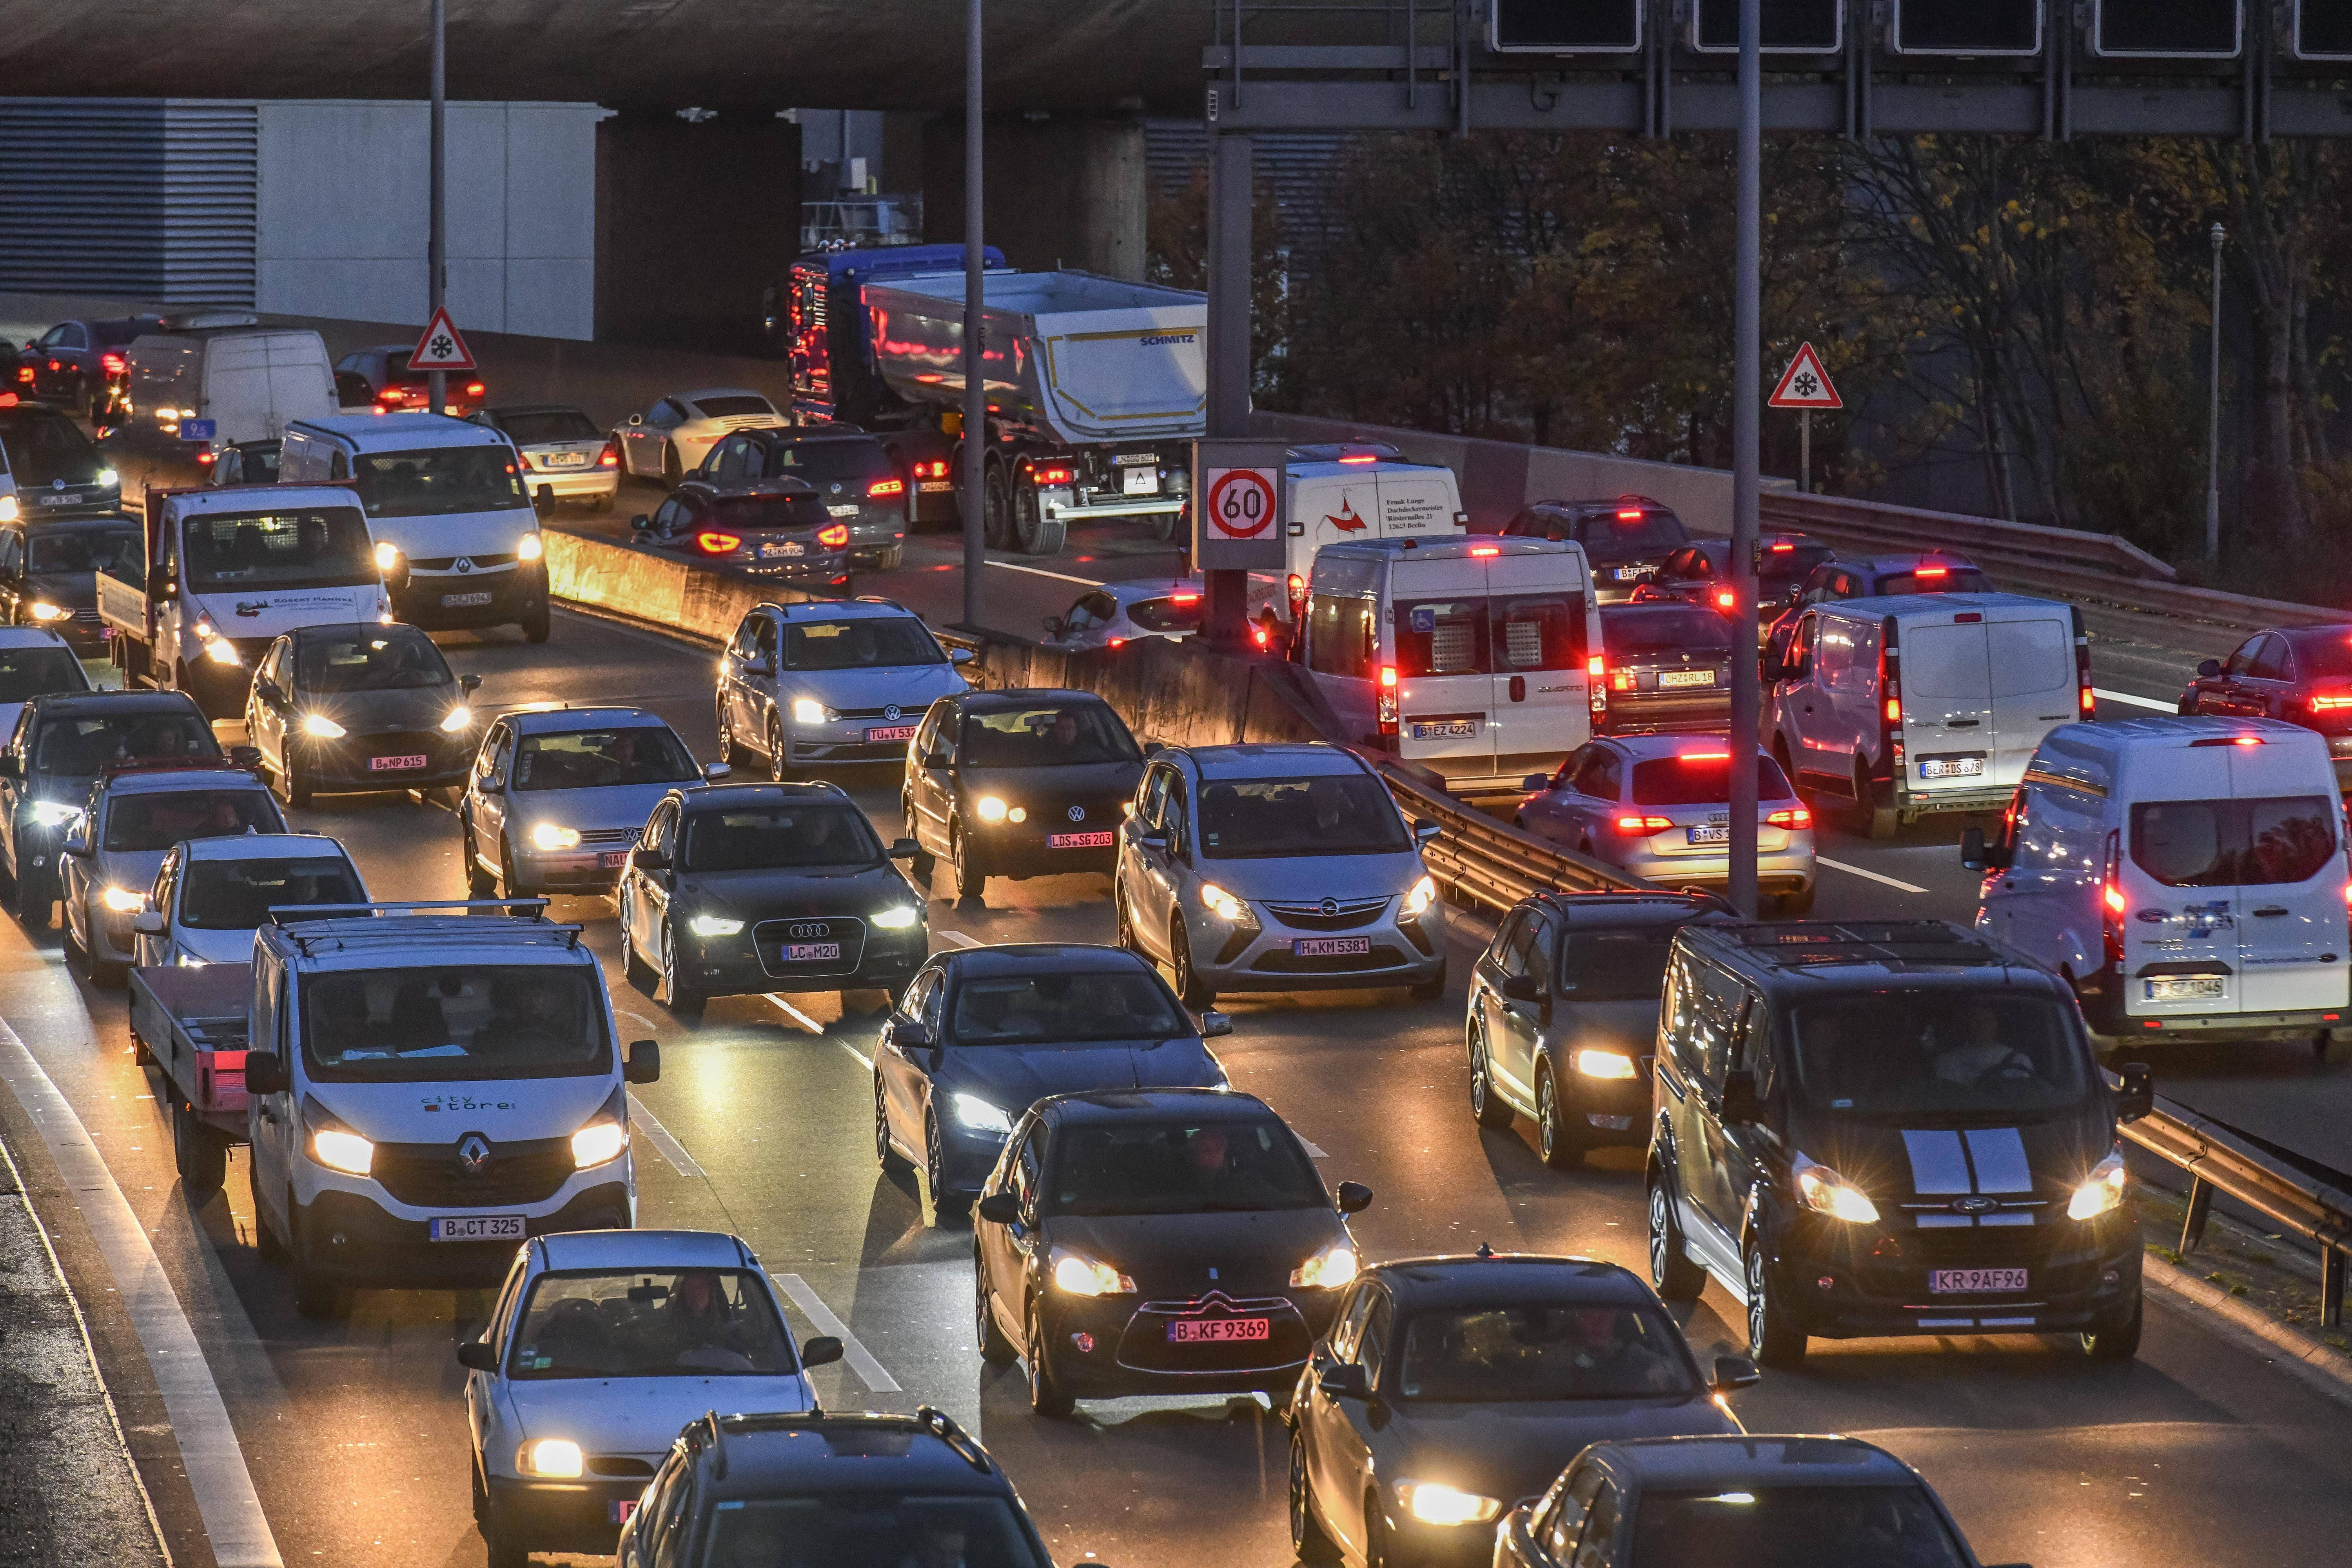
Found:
2142,1250 -> 2352,1410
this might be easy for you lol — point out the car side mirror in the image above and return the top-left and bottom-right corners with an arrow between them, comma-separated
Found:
1521,774 -> 1550,792
1320,1362 -> 1371,1400
1199,1009 -> 1231,1038
243,1050 -> 286,1096
799,1335 -> 844,1370
2115,1062 -> 2153,1124
1136,831 -> 1169,854
2196,658 -> 2221,679
254,677 -> 283,705
699,761 -> 732,782
751,656 -> 778,678
633,847 -> 668,872
132,911 -> 164,935
459,673 -> 482,695
975,1192 -> 1020,1225
229,744 -> 264,773
1335,1180 -> 1374,1214
1635,571 -> 1655,586
1711,1354 -> 1761,1393
888,837 -> 920,860
894,1017 -> 931,1050
1719,1068 -> 1761,1127
1413,819 -> 1442,846
0,755 -> 18,779
630,514 -> 652,532
948,648 -> 976,666
1043,616 -> 1066,639
1142,740 -> 1165,758
1500,974 -> 1541,1004
625,1038 -> 661,1085
457,1341 -> 499,1372
62,832 -> 88,856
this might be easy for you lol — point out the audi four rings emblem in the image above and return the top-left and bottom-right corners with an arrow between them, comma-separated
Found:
1068,806 -> 1086,822
884,704 -> 902,722
1320,897 -> 1339,916
458,1134 -> 491,1172
788,921 -> 829,939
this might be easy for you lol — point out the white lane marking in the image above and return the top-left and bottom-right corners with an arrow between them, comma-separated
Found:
0,1018 -> 284,1567
936,929 -> 982,949
2095,687 -> 2177,713
764,994 -> 826,1034
985,560 -> 1105,588
626,1093 -> 704,1181
1299,1138 -> 1329,1158
1817,857 -> 1930,895
836,1040 -> 875,1072
769,1273 -> 903,1392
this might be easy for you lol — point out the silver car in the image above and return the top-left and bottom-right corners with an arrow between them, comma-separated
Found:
1114,742 -> 1447,1008
1041,578 -> 1203,652
59,766 -> 286,986
717,599 -> 974,777
1514,735 -> 1817,911
131,832 -> 367,967
459,706 -> 725,898
470,405 -> 620,512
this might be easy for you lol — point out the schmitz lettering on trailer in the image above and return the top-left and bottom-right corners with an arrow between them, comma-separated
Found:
1140,333 -> 1197,347
421,1094 -> 519,1112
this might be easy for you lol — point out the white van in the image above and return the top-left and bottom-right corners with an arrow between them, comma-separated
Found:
278,413 -> 548,641
1967,716 -> 2350,1045
1251,445 -> 1468,630
1301,536 -> 1597,793
119,314 -> 336,454
1764,592 -> 2088,838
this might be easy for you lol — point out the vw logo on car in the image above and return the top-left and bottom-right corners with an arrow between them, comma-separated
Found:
1068,806 -> 1086,822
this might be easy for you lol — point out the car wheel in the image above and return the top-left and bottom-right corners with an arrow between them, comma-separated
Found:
1536,1065 -> 1585,1171
1745,1240 -> 1808,1369
1647,1171 -> 1707,1301
1025,1298 -> 1076,1417
924,1112 -> 965,1220
619,893 -> 657,993
1114,883 -> 1140,955
496,835 -> 524,901
1409,957 -> 1447,1003
659,920 -> 707,1014
250,1159 -> 288,1263
170,1089 -> 227,1197
1467,1018 -> 1513,1129
902,797 -> 936,879
716,707 -> 741,768
62,908 -> 88,976
2082,1297 -> 2143,1362
662,445 -> 682,488
1855,758 -> 1895,840
1289,1428 -> 1339,1563
292,1202 -> 350,1321
875,1078 -> 910,1175
1363,1493 -> 1394,1568
520,595 -> 551,645
1171,920 -> 1214,1010
12,864 -> 51,931
462,818 -> 496,897
1773,737 -> 1800,800
482,1526 -> 531,1568
975,1250 -> 1017,1365
593,493 -> 614,514
767,715 -> 791,783
951,826 -> 986,902
284,751 -> 313,810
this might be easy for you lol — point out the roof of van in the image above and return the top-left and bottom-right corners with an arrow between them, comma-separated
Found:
1288,456 -> 1452,481
164,484 -> 360,516
288,412 -> 505,448
1811,590 -> 2071,619
1316,536 -> 1578,564
1678,918 -> 2065,996
2032,715 -> 2328,784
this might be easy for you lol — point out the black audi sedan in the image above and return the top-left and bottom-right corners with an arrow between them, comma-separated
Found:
1290,1253 -> 1750,1568
695,424 -> 907,570
243,623 -> 481,805
902,689 -> 1147,901
2177,623 -> 2352,788
617,780 -> 927,1013
873,944 -> 1230,1215
1593,602 -> 1735,736
0,514 -> 142,652
973,1087 -> 1372,1418
632,476 -> 851,586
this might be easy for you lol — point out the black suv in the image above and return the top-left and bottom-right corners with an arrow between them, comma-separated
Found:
0,396 -> 122,520
1501,497 -> 1691,603
1644,919 -> 2152,1369
633,477 -> 852,585
18,316 -> 162,419
697,425 -> 907,569
613,1408 -> 1055,1568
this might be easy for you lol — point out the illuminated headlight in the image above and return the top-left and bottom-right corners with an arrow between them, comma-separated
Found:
310,1127 -> 374,1176
688,914 -> 743,937
570,1120 -> 628,1169
1050,1249 -> 1136,1297
975,795 -> 1009,824
440,706 -> 472,733
1793,1152 -> 1879,1225
27,801 -> 80,828
0,497 -> 16,523
301,713 -> 347,739
96,468 -> 117,488
517,1439 -> 583,1479
2067,1149 -> 2129,1221
1396,1481 -> 1501,1527
517,531 -> 543,561
1290,1242 -> 1358,1290
872,905 -> 921,929
1401,874 -> 1437,917
792,697 -> 833,727
951,1092 -> 1012,1135
99,886 -> 144,914
1572,1048 -> 1638,1080
1199,883 -> 1252,923
374,541 -> 401,572
27,601 -> 70,622
204,637 -> 243,666
530,822 -> 581,851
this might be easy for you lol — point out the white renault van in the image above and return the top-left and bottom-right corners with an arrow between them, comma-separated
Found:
278,412 -> 548,641
1249,444 -> 1468,632
1764,592 -> 2089,838
1301,536 -> 1597,793
118,314 -> 336,454
1967,716 -> 2350,1047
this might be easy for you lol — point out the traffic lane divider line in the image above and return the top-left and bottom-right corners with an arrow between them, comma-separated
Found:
764,994 -> 825,1034
1816,857 -> 1931,895
626,1093 -> 704,1182
984,560 -> 1105,588
769,1272 -> 903,1392
936,929 -> 981,949
2096,688 -> 2178,713
0,1016 -> 284,1568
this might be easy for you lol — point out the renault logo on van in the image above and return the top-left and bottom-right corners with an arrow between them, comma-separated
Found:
454,557 -> 474,574
458,1134 -> 492,1173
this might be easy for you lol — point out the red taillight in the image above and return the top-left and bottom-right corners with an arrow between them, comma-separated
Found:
378,386 -> 406,403
1032,465 -> 1073,485
2080,686 -> 2097,715
1471,545 -> 1501,557
2234,735 -> 2262,746
1170,592 -> 1201,604
1616,508 -> 1641,520
515,451 -> 535,469
1108,636 -> 1126,648
2104,884 -> 2126,914
598,440 -> 620,468
818,523 -> 850,547
1615,815 -> 1673,835
2314,695 -> 2352,712
1288,573 -> 1305,596
867,477 -> 905,498
2102,829 -> 2126,964
1380,666 -> 1397,688
1769,541 -> 1794,552
15,367 -> 31,384
921,459 -> 951,478
1338,454 -> 1377,464
695,530 -> 742,554
1768,807 -> 1812,829
1915,565 -> 1948,579
100,352 -> 124,374
466,381 -> 484,396
1885,697 -> 1902,723
1377,665 -> 1397,736
196,450 -> 215,465
1715,589 -> 1736,611
1252,625 -> 1269,648
1610,671 -> 1637,691
1679,751 -> 1731,762
47,359 -> 61,372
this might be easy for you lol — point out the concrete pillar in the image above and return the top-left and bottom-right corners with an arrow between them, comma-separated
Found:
923,114 -> 1145,279
595,109 -> 801,352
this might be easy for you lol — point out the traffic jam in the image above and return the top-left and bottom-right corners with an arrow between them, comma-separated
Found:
2,264 -> 2349,1568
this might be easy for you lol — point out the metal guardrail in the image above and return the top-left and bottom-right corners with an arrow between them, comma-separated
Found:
1761,491 -> 2177,582
1376,762 -> 1647,909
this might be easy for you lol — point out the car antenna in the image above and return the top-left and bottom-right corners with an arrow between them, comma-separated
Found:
1475,1242 -> 1494,1259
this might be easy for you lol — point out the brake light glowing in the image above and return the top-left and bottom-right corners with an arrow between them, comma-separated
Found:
2102,829 -> 2126,964
1108,637 -> 1125,647
100,352 -> 124,374
867,477 -> 905,497
1715,590 -> 1736,611
1338,455 -> 1377,464
598,440 -> 620,468
1769,541 -> 1794,552
13,368 -> 30,384
1915,565 -> 1948,579
515,451 -> 535,469
466,381 -> 485,396
2081,686 -> 2097,714
1377,665 -> 1397,737
1289,573 -> 1305,595
1380,666 -> 1397,689
1768,807 -> 1812,828
1587,655 -> 1604,678
818,523 -> 850,547
1679,751 -> 1731,762
1169,593 -> 1200,604
2104,884 -> 2126,914
1611,671 -> 1636,691
694,531 -> 742,554
47,359 -> 60,372
1032,465 -> 1073,485
1617,508 -> 1642,520
2312,695 -> 2352,711
1252,625 -> 1269,648
1616,815 -> 1674,834
1885,697 -> 1902,723
1471,545 -> 1500,557
196,450 -> 215,465
378,386 -> 406,403
2234,735 -> 2262,746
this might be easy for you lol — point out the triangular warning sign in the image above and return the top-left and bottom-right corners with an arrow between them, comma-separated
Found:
409,306 -> 476,372
1769,342 -> 1841,409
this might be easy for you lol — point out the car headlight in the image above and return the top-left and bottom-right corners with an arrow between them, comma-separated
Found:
1572,1047 -> 1638,1080
0,497 -> 16,523
100,886 -> 144,914
1402,874 -> 1437,917
310,1127 -> 374,1176
1200,883 -> 1251,922
27,800 -> 79,828
570,1120 -> 628,1169
872,905 -> 921,929
440,706 -> 472,733
517,1439 -> 582,1479
688,914 -> 743,937
2067,1149 -> 2129,1221
951,1092 -> 1013,1135
517,531 -> 543,561
1396,1481 -> 1502,1527
374,541 -> 401,572
1793,1152 -> 1879,1224
975,794 -> 1008,823
792,697 -> 833,727
1290,1242 -> 1358,1290
27,601 -> 70,622
530,822 -> 580,851
1051,1249 -> 1136,1297
204,637 -> 243,666
301,713 -> 346,738
96,468 -> 117,488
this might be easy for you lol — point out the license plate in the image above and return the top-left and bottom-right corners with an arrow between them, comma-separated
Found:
759,540 -> 806,558
919,480 -> 953,492
866,724 -> 918,742
1658,669 -> 1717,688
1686,824 -> 1729,844
786,942 -> 842,962
1613,566 -> 1644,581
599,851 -> 629,869
611,1499 -> 639,1524
2146,976 -> 2225,1002
429,1214 -> 525,1242
1169,1317 -> 1270,1343
38,493 -> 81,506
368,753 -> 428,771
441,591 -> 493,607
1411,720 -> 1478,739
1930,1267 -> 2027,1294
1295,936 -> 1372,957
827,504 -> 859,517
1919,756 -> 1985,779
1049,831 -> 1114,849
544,452 -> 588,468
1123,467 -> 1160,495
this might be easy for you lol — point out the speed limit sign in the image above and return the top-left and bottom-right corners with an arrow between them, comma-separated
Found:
1192,440 -> 1287,568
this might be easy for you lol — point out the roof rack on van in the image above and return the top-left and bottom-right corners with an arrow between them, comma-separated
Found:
265,899 -> 583,954
702,1406 -> 995,1475
1703,919 -> 2009,972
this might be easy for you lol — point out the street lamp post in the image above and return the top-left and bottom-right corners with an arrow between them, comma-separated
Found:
427,0 -> 446,416
962,0 -> 986,630
2206,221 -> 2225,564
1727,0 -> 1762,918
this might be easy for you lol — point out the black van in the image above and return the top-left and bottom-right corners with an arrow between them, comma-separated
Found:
1644,919 -> 2153,1369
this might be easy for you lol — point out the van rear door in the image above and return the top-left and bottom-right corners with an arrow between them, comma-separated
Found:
1488,550 -> 1593,773
1985,611 -> 2078,791
2227,739 -> 2349,1015
1373,467 -> 1462,541
1392,556 -> 1496,773
1897,617 -> 1994,801
2119,746 -> 2243,1021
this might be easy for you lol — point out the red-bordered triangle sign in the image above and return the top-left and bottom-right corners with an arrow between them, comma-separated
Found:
409,306 -> 476,372
1769,342 -> 1841,409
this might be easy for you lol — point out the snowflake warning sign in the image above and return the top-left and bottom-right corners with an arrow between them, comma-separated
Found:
1769,342 -> 1841,409
409,306 -> 476,372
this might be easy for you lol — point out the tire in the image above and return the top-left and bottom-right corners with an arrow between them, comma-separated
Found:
90,947 -> 127,990
1025,1299 -> 1076,1418
950,826 -> 987,902
976,1252 -> 1017,1365
982,463 -> 1014,551
1773,737 -> 1799,799
2082,1296 -> 2143,1362
660,919 -> 706,1014
875,1079 -> 911,1174
1114,884 -> 1141,955
1744,1240 -> 1808,1369
873,544 -> 905,571
519,595 -> 551,646
767,716 -> 791,784
662,445 -> 682,488
1289,1428 -> 1339,1564
463,819 -> 496,898
619,894 -> 657,993
1647,1172 -> 1707,1302
1171,921 -> 1214,1010
717,707 -> 742,768
13,864 -> 50,932
1013,476 -> 1065,556
1144,506 -> 1178,543
924,1113 -> 965,1220
292,1203 -> 350,1321
1363,1494 -> 1394,1568
170,1091 -> 227,1198
62,909 -> 88,976
483,1527 -> 531,1568
284,751 -> 313,810
1855,760 -> 1895,840
1467,1019 -> 1514,1129
1409,958 -> 1447,1003
1778,882 -> 1817,916
251,1160 -> 288,1263
902,797 -> 936,879
496,837 -> 524,902
1536,1065 -> 1586,1172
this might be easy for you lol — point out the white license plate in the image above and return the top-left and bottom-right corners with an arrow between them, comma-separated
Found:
759,540 -> 806,558
1658,669 -> 1717,688
429,1214 -> 525,1242
1295,936 -> 1372,957
1049,831 -> 1114,849
827,504 -> 860,517
2146,976 -> 2225,1002
866,724 -> 918,742
1169,1316 -> 1269,1343
919,480 -> 953,492
544,452 -> 588,468
1411,720 -> 1478,739
368,753 -> 428,771
38,493 -> 81,506
441,590 -> 493,607
1613,566 -> 1643,581
599,850 -> 629,869
1123,467 -> 1160,495
1686,824 -> 1730,844
786,942 -> 842,962
1930,1267 -> 2027,1294
1919,756 -> 1985,779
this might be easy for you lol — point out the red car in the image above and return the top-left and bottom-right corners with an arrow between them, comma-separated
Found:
332,344 -> 485,416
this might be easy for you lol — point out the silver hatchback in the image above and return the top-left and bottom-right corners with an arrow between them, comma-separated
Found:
1114,743 -> 1447,1008
459,706 -> 724,897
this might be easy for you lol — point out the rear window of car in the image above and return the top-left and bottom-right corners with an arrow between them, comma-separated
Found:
692,395 -> 777,419
2129,797 -> 2338,888
1628,753 -> 1794,806
758,439 -> 892,485
1601,606 -> 1734,658
708,493 -> 829,530
104,789 -> 282,852
1577,507 -> 1686,554
1126,595 -> 1203,634
497,409 -> 601,445
2288,632 -> 2352,678
1880,566 -> 1991,595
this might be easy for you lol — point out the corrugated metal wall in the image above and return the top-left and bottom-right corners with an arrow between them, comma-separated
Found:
1144,118 -> 1356,258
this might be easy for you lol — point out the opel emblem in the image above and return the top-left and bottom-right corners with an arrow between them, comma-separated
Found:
884,704 -> 902,722
458,1134 -> 491,1173
1952,1195 -> 1999,1216
788,921 -> 828,939
1320,897 -> 1339,916
1068,806 -> 1086,823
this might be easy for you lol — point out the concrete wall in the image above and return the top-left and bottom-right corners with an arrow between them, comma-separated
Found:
924,115 -> 1147,281
257,100 -> 600,340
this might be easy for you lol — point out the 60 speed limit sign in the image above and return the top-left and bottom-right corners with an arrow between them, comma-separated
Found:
1191,441 -> 1288,568
1206,468 -> 1276,537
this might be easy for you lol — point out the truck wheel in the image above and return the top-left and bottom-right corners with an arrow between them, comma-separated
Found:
250,1161 -> 288,1263
170,1091 -> 227,1198
1012,477 -> 1065,557
981,464 -> 1014,550
519,595 -> 551,645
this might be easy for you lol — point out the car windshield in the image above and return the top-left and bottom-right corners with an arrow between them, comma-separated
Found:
511,727 -> 699,791
782,617 -> 944,670
178,855 -> 365,929
1789,993 -> 2090,1120
1127,595 -> 1204,634
679,803 -> 880,871
506,1269 -> 797,1380
103,789 -> 281,852
1758,543 -> 1833,595
0,647 -> 88,705
498,409 -> 600,444
1628,754 -> 1792,807
29,528 -> 140,575
958,703 -> 1138,767
1397,1302 -> 1696,1402
182,508 -> 376,593
227,444 -> 281,483
1628,1484 -> 1967,1568
1560,924 -> 1691,1002
0,413 -> 104,487
949,969 -> 1187,1044
691,395 -> 776,418
706,492 -> 830,530
1603,606 -> 1735,658
1580,508 -> 1685,554
759,440 -> 892,483
300,963 -> 611,1083
34,712 -> 218,775
296,626 -> 452,693
699,1497 -> 1048,1568
348,446 -> 525,519
1880,567 -> 1991,595
2130,797 -> 2337,887
1197,773 -> 1410,859
1045,1120 -> 1324,1216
